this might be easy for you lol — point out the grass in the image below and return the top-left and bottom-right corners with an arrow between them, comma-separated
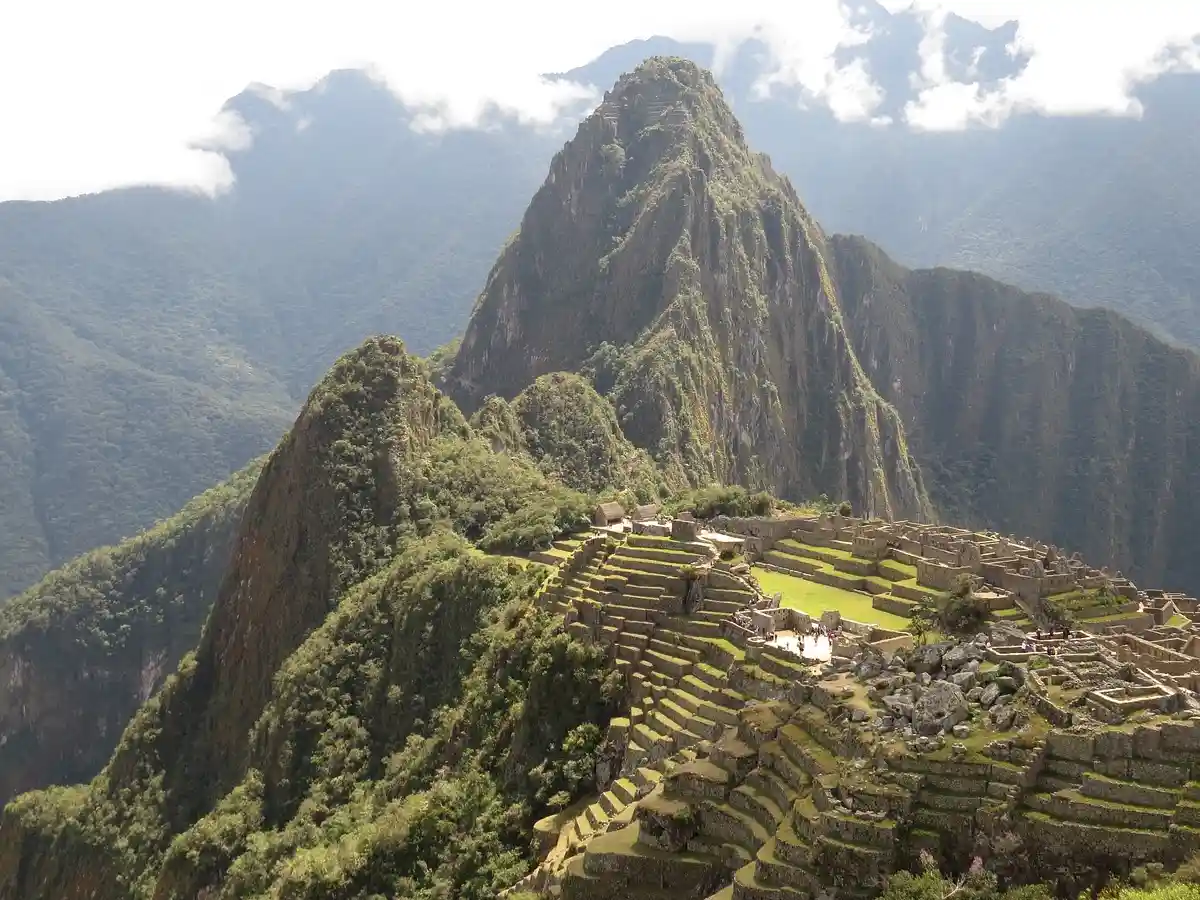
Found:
1169,613 -> 1190,628
752,566 -> 910,631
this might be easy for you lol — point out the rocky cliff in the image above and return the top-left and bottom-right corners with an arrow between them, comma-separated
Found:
448,58 -> 929,522
829,234 -> 1200,593
0,459 -> 261,807
0,336 -> 622,900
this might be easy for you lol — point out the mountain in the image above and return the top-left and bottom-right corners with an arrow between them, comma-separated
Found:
555,22 -> 1200,350
449,56 -> 1200,596
0,458 -> 261,806
6,59 -> 1200,900
0,337 -> 623,900
829,235 -> 1200,591
0,71 -> 559,598
5,9 -> 1200,597
449,59 -> 929,522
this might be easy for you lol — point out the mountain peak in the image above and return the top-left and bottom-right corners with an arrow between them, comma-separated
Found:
449,62 -> 928,520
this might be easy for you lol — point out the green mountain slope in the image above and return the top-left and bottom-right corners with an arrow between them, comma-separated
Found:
829,234 -> 1200,591
0,336 -> 623,900
0,459 -> 262,806
8,58 -> 1200,900
0,71 -> 556,599
449,58 -> 929,522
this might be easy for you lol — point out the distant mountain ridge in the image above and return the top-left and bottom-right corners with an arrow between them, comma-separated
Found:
451,57 -> 1200,596
449,58 -> 929,520
4,9 -> 1200,596
0,70 -> 558,598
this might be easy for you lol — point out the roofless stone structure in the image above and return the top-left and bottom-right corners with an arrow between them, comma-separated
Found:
508,511 -> 1200,900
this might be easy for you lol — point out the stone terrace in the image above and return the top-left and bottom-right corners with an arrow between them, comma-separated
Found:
508,511 -> 1200,900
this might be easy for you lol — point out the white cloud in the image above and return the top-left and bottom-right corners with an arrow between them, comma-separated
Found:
899,0 -> 1200,129
0,0 -> 1198,200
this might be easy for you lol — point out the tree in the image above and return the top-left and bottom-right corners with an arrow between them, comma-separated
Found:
909,598 -> 938,646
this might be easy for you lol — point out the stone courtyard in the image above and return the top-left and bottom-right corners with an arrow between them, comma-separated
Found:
512,508 -> 1200,900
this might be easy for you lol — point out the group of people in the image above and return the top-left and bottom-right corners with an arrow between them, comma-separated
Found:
1019,624 -> 1072,654
808,620 -> 833,640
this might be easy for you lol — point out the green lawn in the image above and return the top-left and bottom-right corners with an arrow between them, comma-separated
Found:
753,566 -> 911,631
1170,613 -> 1190,628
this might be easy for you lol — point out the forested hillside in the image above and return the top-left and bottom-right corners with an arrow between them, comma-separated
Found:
0,71 -> 557,597
0,459 -> 261,805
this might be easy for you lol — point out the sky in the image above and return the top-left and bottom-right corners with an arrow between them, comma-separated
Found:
1,0 -> 1198,202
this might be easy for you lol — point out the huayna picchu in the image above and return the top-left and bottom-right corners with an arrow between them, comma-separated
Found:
7,56 -> 1200,900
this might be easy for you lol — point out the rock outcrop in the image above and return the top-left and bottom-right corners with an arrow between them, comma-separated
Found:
448,57 -> 930,522
0,459 -> 262,806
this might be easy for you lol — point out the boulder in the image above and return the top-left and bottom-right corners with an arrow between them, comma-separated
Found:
979,682 -> 1001,708
883,694 -> 915,720
912,681 -> 969,736
990,705 -> 1016,731
909,643 -> 949,674
966,686 -> 983,702
856,651 -> 886,680
993,676 -> 1020,694
942,643 -> 985,671
951,671 -> 977,691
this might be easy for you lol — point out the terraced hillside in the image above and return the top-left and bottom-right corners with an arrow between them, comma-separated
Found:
518,543 -> 1200,897
753,519 -> 1153,635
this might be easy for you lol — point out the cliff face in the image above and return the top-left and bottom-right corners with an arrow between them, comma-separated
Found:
118,336 -> 468,823
0,460 -> 261,807
0,335 -> 621,900
830,234 -> 1200,592
449,58 -> 929,521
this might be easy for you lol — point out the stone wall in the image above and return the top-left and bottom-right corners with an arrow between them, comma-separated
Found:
916,559 -> 970,592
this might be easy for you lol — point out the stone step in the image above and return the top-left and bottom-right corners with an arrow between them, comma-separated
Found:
706,586 -> 753,602
682,675 -> 749,712
774,814 -> 816,868
1080,772 -> 1180,809
620,631 -> 651,649
755,651 -> 809,682
633,722 -> 669,753
617,545 -> 708,566
690,661 -> 729,685
778,724 -> 838,778
617,643 -> 643,664
648,709 -> 705,751
704,596 -> 746,613
746,766 -> 798,818
732,860 -> 807,900
754,838 -> 817,894
612,777 -> 638,805
633,767 -> 663,790
610,553 -> 694,579
649,637 -> 703,662
1026,790 -> 1174,830
668,686 -> 741,726
642,648 -> 695,678
762,551 -> 821,576
759,741 -> 812,796
678,618 -> 724,638
700,802 -> 773,856
659,696 -> 724,740
626,533 -> 715,555
731,783 -> 785,832
620,582 -> 662,599
598,789 -> 628,817
585,801 -> 609,832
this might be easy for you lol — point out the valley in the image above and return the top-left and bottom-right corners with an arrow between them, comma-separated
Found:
2,50 -> 1200,900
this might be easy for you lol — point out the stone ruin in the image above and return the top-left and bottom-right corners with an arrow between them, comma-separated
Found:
514,513 -> 1200,900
